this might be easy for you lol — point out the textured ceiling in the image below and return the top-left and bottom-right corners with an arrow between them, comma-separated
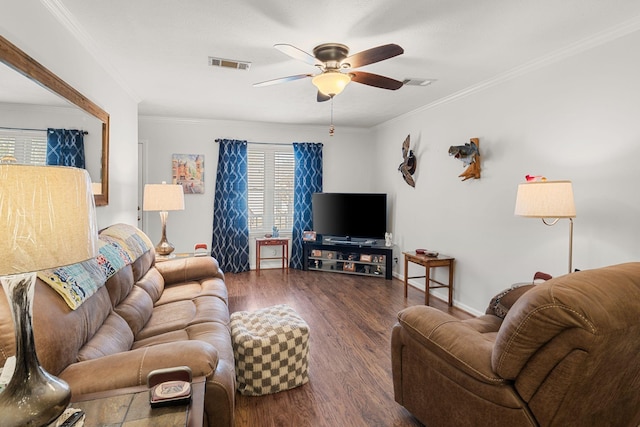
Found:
7,0 -> 640,127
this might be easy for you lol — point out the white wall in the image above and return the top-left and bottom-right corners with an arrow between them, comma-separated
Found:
1,0 -> 139,229
374,30 -> 640,314
138,116 -> 374,265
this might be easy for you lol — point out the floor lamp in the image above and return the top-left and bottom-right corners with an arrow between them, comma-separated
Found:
514,180 -> 576,274
143,182 -> 185,256
0,164 -> 98,426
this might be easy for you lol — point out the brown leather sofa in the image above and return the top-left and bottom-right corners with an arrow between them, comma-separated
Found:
0,224 -> 235,427
392,262 -> 640,426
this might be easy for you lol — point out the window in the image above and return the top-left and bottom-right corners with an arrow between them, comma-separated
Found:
0,129 -> 47,165
247,145 -> 294,234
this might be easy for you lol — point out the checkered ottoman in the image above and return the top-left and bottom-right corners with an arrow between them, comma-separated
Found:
230,304 -> 310,396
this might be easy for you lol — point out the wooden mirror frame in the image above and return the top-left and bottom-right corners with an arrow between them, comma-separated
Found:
0,35 -> 110,206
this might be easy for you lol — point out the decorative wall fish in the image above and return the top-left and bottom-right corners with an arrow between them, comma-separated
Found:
398,134 -> 416,187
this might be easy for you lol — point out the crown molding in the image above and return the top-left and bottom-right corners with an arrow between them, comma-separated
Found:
40,0 -> 141,103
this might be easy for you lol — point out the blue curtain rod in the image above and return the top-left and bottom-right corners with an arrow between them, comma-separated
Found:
0,126 -> 88,135
214,138 -> 290,147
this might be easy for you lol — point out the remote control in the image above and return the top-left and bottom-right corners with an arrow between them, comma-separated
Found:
60,410 -> 84,427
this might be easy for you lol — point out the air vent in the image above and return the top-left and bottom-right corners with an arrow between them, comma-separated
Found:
208,57 -> 251,71
402,78 -> 434,86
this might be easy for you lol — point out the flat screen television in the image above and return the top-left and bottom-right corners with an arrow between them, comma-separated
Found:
312,192 -> 387,240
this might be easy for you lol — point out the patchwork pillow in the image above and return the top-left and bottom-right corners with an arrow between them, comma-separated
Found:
485,283 -> 535,319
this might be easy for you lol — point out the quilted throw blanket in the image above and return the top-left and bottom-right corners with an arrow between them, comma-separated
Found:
37,223 -> 153,310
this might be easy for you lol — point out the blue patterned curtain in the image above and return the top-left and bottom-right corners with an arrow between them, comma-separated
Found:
290,142 -> 323,269
211,139 -> 250,273
46,128 -> 86,168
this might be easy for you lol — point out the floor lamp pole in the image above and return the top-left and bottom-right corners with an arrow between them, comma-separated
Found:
568,218 -> 574,274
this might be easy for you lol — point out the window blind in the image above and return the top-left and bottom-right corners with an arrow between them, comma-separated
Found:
247,145 -> 294,233
0,130 -> 47,165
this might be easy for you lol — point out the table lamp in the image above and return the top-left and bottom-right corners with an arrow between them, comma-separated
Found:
0,164 -> 98,426
514,180 -> 576,274
143,182 -> 185,256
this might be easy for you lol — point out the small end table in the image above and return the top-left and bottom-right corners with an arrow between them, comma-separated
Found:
70,376 -> 205,426
403,251 -> 455,306
255,237 -> 289,274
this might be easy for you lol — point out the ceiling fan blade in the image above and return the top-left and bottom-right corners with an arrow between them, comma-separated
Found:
253,73 -> 313,87
343,44 -> 404,68
350,71 -> 404,90
274,44 -> 322,66
317,91 -> 331,102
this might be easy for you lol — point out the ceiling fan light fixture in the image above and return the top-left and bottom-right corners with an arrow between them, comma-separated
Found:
312,72 -> 351,96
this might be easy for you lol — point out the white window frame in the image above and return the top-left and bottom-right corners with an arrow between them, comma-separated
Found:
247,144 -> 295,236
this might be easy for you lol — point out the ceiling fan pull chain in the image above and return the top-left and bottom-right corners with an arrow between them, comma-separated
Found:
329,96 -> 335,136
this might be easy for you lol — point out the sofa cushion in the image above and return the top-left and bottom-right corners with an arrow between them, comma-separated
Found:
485,284 -> 535,319
135,268 -> 165,303
77,311 -> 134,361
104,265 -> 136,308
135,296 -> 229,341
115,285 -> 155,336
157,277 -> 228,306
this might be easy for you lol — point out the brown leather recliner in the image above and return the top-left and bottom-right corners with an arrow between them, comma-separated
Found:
392,262 -> 640,426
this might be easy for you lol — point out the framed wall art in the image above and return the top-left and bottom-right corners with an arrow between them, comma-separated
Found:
172,154 -> 204,194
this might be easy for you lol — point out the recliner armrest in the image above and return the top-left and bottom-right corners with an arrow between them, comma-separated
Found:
396,305 -> 504,384
60,340 -> 218,395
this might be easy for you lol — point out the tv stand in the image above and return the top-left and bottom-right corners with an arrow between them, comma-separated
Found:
324,237 -> 379,246
303,240 -> 392,280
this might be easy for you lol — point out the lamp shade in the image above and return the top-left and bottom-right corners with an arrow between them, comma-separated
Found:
143,183 -> 185,211
312,71 -> 351,96
0,164 -> 98,276
514,180 -> 576,218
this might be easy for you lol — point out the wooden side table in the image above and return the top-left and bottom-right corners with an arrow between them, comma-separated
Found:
255,237 -> 289,274
70,376 -> 205,427
403,251 -> 455,306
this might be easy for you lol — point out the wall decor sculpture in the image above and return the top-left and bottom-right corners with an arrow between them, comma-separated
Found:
448,138 -> 480,181
398,134 -> 417,187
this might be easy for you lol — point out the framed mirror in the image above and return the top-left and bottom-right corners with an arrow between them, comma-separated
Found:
0,35 -> 110,206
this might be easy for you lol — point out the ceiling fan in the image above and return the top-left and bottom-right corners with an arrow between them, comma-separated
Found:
254,43 -> 404,102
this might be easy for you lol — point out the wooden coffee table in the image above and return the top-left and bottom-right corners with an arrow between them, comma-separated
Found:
70,376 -> 205,427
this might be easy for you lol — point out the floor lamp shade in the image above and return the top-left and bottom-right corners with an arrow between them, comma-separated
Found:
143,183 -> 185,256
514,180 -> 576,218
514,180 -> 576,274
0,164 -> 98,426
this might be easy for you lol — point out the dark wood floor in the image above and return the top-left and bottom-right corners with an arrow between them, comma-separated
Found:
225,268 -> 473,427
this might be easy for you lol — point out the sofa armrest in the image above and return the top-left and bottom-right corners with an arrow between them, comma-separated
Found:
155,256 -> 224,286
60,340 -> 218,395
396,305 -> 503,384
